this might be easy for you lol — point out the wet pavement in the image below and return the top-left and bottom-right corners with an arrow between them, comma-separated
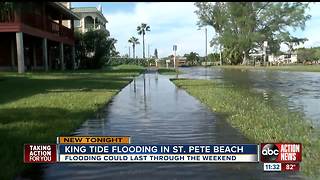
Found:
19,69 -> 305,179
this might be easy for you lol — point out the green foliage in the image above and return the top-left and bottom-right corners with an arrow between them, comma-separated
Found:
75,30 -> 116,69
184,52 -> 200,66
137,23 -> 151,36
195,2 -> 311,64
208,53 -> 220,62
220,65 -> 320,72
172,79 -> 319,177
108,57 -> 149,67
128,36 -> 140,58
297,47 -> 320,63
137,23 -> 151,58
0,65 -> 143,179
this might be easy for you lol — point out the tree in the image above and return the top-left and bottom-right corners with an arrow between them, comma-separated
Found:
297,47 -> 320,64
184,52 -> 200,66
195,2 -> 311,65
297,48 -> 315,63
154,48 -> 158,59
76,29 -> 117,69
282,32 -> 308,55
128,36 -> 140,59
109,38 -> 120,58
208,53 -> 220,62
137,23 -> 151,58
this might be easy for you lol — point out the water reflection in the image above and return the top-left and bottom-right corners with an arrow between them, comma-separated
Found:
19,71 -> 303,180
180,67 -> 320,128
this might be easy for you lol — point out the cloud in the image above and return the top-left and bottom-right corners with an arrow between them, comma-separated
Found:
284,2 -> 320,50
104,2 -> 216,58
105,2 -> 319,57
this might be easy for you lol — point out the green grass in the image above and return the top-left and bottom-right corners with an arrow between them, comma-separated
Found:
157,67 -> 183,75
0,64 -> 144,179
219,65 -> 320,72
172,79 -> 320,178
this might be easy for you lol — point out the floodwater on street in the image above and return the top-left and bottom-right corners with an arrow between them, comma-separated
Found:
19,70 -> 304,180
180,67 -> 320,128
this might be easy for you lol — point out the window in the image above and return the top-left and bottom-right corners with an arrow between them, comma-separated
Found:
74,20 -> 81,27
84,16 -> 94,29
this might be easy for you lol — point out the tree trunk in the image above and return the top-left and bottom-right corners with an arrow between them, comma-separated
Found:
143,34 -> 145,58
133,44 -> 135,59
241,50 -> 248,65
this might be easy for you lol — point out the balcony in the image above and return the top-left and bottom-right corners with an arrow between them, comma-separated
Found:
0,12 -> 74,41
23,13 -> 74,39
82,23 -> 107,33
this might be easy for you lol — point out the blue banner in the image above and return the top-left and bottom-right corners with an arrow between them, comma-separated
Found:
59,144 -> 258,155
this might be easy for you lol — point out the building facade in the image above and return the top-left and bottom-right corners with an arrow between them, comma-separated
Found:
0,2 -> 79,73
268,53 -> 298,64
71,5 -> 108,33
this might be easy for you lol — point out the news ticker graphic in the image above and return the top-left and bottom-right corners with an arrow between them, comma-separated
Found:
261,143 -> 302,172
58,144 -> 258,162
260,143 -> 302,163
57,136 -> 131,144
263,163 -> 300,172
23,136 -> 302,172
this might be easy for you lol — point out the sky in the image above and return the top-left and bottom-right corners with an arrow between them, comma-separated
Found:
72,2 -> 320,58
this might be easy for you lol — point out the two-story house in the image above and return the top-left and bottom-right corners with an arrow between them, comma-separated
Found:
0,2 -> 80,73
71,5 -> 108,33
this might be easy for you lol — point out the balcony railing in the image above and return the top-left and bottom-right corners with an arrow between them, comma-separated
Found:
0,12 -> 74,40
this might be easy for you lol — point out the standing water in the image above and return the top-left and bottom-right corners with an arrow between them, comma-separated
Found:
180,67 -> 320,128
20,70 -> 303,179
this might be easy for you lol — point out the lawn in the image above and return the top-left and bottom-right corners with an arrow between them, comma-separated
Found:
172,79 -> 320,178
219,65 -> 320,72
0,64 -> 144,179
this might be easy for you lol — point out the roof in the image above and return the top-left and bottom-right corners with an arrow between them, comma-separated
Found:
72,7 -> 98,12
50,2 -> 80,20
71,7 -> 107,23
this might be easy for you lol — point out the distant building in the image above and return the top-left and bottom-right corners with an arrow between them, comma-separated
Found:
170,56 -> 187,66
268,53 -> 298,64
71,5 -> 108,33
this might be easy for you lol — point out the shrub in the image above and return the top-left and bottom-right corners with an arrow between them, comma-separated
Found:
75,30 -> 116,69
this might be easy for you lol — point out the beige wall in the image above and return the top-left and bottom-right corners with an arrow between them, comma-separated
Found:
60,2 -> 71,9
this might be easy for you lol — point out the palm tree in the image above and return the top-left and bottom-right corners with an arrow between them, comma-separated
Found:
128,36 -> 140,59
137,23 -> 150,58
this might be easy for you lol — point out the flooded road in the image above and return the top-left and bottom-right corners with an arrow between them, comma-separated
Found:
28,71 -> 302,180
180,67 -> 320,128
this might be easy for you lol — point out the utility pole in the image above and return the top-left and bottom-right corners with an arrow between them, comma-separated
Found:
173,45 -> 177,68
263,41 -> 268,66
205,27 -> 207,66
129,46 -> 131,58
148,44 -> 150,58
219,44 -> 222,66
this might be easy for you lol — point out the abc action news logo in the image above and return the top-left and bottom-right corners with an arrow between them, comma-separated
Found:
260,143 -> 302,163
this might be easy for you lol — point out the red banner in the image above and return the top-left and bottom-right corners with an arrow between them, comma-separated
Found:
281,163 -> 300,172
24,144 -> 57,163
260,143 -> 302,163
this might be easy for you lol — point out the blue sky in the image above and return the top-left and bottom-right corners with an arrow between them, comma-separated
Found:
72,2 -> 320,58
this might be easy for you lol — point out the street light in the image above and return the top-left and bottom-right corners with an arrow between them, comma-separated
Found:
173,45 -> 177,69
